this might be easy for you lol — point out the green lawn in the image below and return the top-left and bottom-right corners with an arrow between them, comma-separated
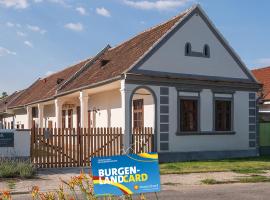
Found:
160,156 -> 270,174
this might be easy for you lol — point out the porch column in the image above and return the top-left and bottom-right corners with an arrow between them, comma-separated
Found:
26,106 -> 32,129
38,104 -> 44,129
79,90 -> 89,128
55,99 -> 63,129
120,80 -> 132,153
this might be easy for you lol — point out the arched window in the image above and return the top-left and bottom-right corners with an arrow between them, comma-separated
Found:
203,44 -> 210,57
185,42 -> 191,56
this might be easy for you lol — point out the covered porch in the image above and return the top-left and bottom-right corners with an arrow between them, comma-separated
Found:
27,80 -> 156,162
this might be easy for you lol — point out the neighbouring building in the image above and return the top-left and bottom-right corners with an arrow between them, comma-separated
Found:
0,5 -> 261,162
252,66 -> 270,121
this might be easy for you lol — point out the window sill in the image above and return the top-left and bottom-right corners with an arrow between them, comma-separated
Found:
176,131 -> 236,136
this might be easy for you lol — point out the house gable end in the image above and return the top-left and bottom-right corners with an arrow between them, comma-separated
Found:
129,6 -> 256,83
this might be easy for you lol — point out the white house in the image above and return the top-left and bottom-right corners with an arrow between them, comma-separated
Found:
0,5 -> 261,162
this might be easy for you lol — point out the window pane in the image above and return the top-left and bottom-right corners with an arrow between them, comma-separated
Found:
180,99 -> 198,132
133,99 -> 144,129
215,100 -> 231,131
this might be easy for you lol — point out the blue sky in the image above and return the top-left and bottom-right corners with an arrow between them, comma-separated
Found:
0,0 -> 269,94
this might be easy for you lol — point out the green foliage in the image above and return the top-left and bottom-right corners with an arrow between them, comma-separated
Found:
201,179 -> 220,185
237,175 -> 270,183
160,156 -> 270,174
0,160 -> 36,179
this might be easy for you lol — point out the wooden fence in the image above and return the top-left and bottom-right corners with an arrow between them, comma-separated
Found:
31,128 -> 123,168
132,127 -> 154,154
31,127 -> 154,168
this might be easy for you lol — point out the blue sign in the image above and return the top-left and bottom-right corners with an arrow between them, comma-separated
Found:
92,153 -> 161,196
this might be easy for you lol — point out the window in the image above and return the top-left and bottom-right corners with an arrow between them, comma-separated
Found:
185,42 -> 191,55
203,44 -> 210,57
32,107 -> 38,118
215,100 -> 232,131
21,124 -> 24,129
133,99 -> 144,129
62,110 -> 66,129
180,99 -> 198,132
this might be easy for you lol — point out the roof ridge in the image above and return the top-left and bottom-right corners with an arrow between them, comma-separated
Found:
42,58 -> 91,80
57,44 -> 111,92
109,5 -> 196,51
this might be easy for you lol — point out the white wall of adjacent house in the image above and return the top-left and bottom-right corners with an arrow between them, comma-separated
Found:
139,12 -> 249,80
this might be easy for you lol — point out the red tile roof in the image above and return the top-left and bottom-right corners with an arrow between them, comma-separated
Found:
58,10 -> 190,93
0,91 -> 24,113
8,59 -> 90,108
252,66 -> 270,100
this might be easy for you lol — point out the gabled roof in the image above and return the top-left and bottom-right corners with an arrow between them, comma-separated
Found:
252,66 -> 270,100
0,91 -> 24,113
8,59 -> 90,108
57,6 -> 193,94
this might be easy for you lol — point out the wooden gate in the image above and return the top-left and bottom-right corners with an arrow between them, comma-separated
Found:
31,128 -> 123,168
132,127 -> 154,153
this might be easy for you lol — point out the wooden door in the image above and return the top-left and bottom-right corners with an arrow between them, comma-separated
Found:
48,121 -> 53,129
62,110 -> 66,129
77,106 -> 81,129
68,109 -> 73,129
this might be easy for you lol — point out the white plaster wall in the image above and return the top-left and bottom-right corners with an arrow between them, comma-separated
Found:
168,87 -> 250,152
14,108 -> 27,129
132,92 -> 155,128
0,129 -> 30,157
89,89 -> 123,128
139,14 -> 249,79
3,115 -> 14,129
44,104 -> 56,128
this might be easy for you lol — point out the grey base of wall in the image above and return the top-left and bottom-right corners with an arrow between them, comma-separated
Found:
260,147 -> 270,156
158,149 -> 259,163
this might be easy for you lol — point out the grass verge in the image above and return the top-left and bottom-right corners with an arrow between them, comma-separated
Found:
160,156 -> 270,175
0,160 -> 36,179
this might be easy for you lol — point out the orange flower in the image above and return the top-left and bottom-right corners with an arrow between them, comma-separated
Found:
31,186 -> 40,198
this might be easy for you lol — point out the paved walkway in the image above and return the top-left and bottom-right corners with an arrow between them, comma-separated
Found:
1,167 -> 266,194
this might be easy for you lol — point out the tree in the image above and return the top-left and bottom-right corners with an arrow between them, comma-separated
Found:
0,92 -> 8,99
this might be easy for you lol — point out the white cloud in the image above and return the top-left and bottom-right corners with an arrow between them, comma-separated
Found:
256,58 -> 270,66
64,22 -> 84,32
0,47 -> 16,56
6,22 -> 14,27
0,0 -> 29,9
17,31 -> 27,37
123,0 -> 190,11
24,40 -> 33,48
76,6 -> 87,15
96,7 -> 111,17
27,24 -> 46,34
33,0 -> 72,8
